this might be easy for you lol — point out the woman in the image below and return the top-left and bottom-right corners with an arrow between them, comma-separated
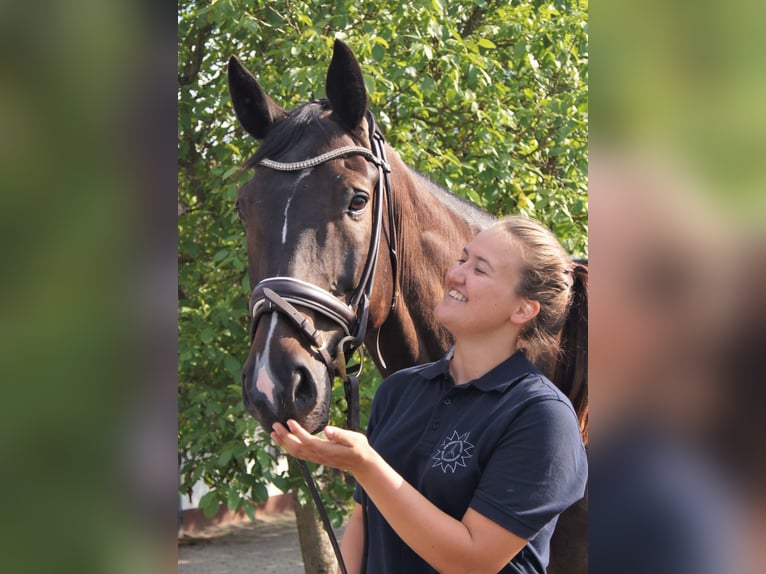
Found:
272,216 -> 588,573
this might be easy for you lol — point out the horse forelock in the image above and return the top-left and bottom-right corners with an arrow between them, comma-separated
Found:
244,99 -> 333,169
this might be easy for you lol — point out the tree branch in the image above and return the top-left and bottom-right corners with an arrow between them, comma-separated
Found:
179,23 -> 213,86
460,5 -> 487,38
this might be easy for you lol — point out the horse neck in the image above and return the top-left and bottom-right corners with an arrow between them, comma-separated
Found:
368,148 -> 494,376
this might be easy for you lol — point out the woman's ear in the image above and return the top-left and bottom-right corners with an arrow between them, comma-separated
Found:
510,298 -> 540,325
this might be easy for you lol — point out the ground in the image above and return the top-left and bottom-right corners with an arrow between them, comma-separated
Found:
178,512 -> 306,574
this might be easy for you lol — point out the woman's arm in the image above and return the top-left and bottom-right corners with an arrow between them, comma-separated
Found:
272,421 -> 527,574
338,503 -> 364,574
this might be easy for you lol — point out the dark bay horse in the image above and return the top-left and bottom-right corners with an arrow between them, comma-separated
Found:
229,39 -> 586,574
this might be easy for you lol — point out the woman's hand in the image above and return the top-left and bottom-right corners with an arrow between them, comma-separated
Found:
270,420 -> 371,473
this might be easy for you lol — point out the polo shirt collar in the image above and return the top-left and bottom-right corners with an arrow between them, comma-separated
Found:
419,347 -> 541,392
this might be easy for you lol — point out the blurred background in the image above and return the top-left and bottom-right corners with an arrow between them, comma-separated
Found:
0,0 -> 763,573
0,1 -> 177,573
590,1 -> 765,572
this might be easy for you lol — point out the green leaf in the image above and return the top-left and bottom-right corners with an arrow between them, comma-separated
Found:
296,13 -> 313,27
421,75 -> 435,94
218,448 -> 233,467
251,482 -> 269,503
226,488 -> 241,512
243,19 -> 259,35
199,491 -> 220,519
222,166 -> 239,180
224,355 -> 241,378
255,448 -> 273,469
244,502 -> 256,521
372,44 -> 384,62
478,38 -> 496,49
270,474 -> 289,493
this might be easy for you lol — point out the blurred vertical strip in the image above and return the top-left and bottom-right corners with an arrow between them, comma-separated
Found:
0,1 -> 178,573
590,0 -> 766,573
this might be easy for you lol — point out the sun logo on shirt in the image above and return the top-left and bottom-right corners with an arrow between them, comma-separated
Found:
432,430 -> 474,474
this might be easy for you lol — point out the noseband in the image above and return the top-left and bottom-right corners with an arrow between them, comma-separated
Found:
247,111 -> 397,574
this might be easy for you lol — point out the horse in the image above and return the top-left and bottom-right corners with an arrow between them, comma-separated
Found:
229,39 -> 586,574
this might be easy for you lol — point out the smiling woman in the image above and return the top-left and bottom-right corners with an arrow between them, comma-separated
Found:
272,215 -> 589,574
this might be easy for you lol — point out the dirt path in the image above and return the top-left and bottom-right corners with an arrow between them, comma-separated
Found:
178,513 -> 305,574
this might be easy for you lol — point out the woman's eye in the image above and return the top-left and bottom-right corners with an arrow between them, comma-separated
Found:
474,267 -> 486,275
348,192 -> 369,212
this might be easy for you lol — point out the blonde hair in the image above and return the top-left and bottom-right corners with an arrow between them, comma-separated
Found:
493,215 -> 588,441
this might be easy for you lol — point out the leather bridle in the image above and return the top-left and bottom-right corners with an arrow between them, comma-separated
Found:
247,110 -> 397,574
248,110 -> 398,383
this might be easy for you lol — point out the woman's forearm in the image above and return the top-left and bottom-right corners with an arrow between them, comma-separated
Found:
353,448 -> 500,573
338,504 -> 364,574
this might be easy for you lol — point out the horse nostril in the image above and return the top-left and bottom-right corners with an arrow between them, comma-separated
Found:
292,367 -> 316,411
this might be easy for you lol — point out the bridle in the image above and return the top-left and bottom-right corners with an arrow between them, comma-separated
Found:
247,110 -> 397,574
248,109 -> 398,426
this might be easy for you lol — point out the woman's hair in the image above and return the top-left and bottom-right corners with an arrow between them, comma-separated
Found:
493,216 -> 588,442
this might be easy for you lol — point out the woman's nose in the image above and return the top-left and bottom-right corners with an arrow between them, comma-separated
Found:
445,262 -> 466,284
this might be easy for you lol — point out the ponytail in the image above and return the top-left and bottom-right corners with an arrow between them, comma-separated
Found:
491,216 -> 588,443
551,262 -> 588,444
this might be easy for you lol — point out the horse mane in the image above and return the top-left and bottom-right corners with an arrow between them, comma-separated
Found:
244,100 -> 333,168
407,167 -> 496,231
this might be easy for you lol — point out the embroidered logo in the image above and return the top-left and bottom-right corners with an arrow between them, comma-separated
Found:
432,431 -> 474,474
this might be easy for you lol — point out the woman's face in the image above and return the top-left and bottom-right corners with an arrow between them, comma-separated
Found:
434,227 -> 529,339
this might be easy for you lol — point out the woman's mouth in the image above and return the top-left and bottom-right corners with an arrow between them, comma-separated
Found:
448,289 -> 467,302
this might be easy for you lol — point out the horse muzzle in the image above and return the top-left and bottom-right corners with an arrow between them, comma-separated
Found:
242,310 -> 333,434
241,276 -> 368,433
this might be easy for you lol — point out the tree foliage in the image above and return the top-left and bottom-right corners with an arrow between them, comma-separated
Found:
179,0 -> 587,524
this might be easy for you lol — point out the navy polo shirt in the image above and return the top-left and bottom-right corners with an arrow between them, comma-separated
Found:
353,350 -> 587,574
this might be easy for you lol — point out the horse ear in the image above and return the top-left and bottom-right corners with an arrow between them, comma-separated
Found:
227,55 -> 286,140
325,40 -> 368,131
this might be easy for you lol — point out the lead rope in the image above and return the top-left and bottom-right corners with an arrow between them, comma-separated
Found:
296,459 -> 349,574
296,341 -> 362,574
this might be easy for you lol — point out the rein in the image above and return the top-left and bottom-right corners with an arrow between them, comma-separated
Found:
248,111 -> 397,574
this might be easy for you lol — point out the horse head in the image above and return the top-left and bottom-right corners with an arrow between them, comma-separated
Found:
228,40 -> 395,434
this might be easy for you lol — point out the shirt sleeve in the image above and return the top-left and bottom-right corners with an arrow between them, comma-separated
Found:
470,397 -> 588,539
352,376 -> 389,504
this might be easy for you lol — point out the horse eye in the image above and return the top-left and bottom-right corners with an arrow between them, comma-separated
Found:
348,192 -> 369,213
